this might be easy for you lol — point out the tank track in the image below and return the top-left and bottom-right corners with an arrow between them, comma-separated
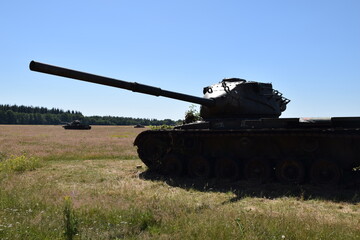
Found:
134,128 -> 360,185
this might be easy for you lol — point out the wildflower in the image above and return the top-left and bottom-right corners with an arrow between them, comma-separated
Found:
282,235 -> 285,239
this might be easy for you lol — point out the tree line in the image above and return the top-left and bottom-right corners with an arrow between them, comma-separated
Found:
0,104 -> 181,126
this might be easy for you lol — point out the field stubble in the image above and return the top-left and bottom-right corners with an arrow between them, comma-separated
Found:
0,125 -> 359,240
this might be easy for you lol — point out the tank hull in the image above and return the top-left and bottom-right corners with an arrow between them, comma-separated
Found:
134,117 -> 360,185
63,125 -> 91,130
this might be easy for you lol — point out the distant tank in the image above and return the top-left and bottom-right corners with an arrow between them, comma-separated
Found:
63,120 -> 91,130
30,61 -> 360,185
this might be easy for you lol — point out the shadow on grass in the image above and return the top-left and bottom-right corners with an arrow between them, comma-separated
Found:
139,170 -> 360,204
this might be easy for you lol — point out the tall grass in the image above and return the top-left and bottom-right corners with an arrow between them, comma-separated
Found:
63,196 -> 79,240
0,155 -> 41,173
0,125 -> 359,239
0,159 -> 358,239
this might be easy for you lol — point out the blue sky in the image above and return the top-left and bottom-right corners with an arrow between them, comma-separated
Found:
1,1 -> 359,120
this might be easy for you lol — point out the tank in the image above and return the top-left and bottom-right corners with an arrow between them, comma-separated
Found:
63,120 -> 91,130
29,61 -> 360,185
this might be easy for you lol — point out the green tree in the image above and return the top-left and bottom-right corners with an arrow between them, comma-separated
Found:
184,105 -> 202,123
5,110 -> 16,124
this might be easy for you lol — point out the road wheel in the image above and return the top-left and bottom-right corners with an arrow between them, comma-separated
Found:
215,158 -> 240,181
276,159 -> 305,184
162,154 -> 184,177
137,137 -> 168,171
310,160 -> 341,185
243,158 -> 272,183
188,156 -> 212,179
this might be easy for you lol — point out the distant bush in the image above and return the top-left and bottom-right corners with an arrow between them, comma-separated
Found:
184,104 -> 202,123
0,155 -> 42,173
150,125 -> 174,130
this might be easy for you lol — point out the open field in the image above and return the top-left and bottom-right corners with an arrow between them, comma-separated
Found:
0,125 -> 359,239
0,125 -> 141,161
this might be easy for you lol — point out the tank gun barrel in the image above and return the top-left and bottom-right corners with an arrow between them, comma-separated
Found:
29,61 -> 215,107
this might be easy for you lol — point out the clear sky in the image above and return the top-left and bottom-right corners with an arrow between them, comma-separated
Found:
1,1 -> 359,120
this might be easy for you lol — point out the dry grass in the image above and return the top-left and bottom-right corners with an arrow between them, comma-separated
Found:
0,125 -> 144,160
0,125 -> 359,239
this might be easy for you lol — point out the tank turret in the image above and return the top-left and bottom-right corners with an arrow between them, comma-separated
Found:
63,120 -> 91,130
29,61 -> 289,120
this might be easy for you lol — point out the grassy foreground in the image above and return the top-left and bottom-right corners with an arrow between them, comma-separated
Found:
0,125 -> 359,240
